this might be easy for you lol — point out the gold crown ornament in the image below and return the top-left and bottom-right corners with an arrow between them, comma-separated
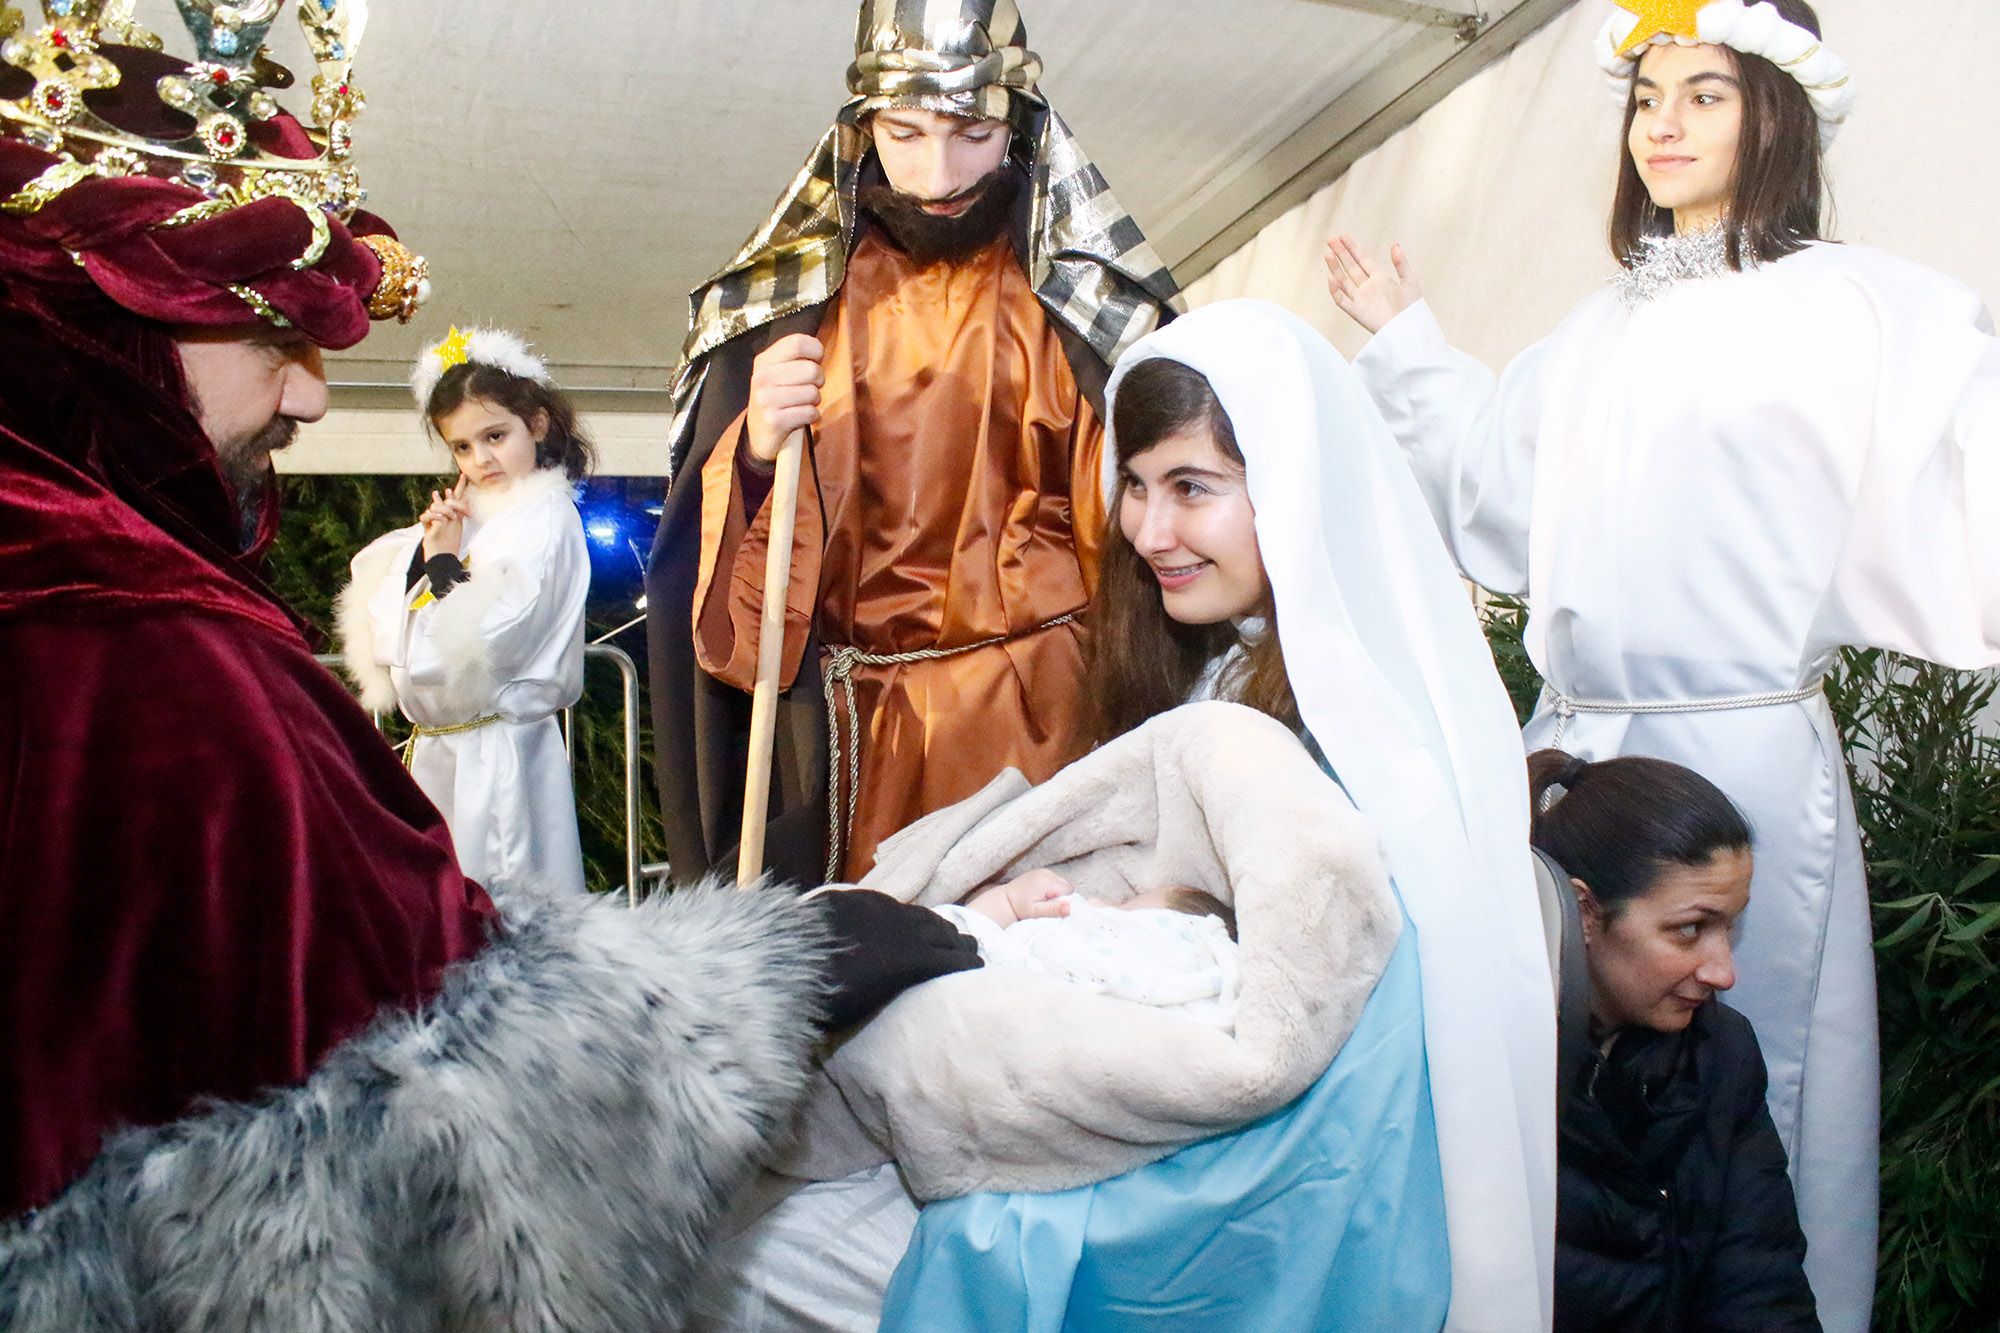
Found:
0,0 -> 427,322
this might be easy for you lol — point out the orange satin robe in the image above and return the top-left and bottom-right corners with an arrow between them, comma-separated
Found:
694,231 -> 1103,881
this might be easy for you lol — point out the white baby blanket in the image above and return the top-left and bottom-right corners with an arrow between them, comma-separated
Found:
934,896 -> 1241,1031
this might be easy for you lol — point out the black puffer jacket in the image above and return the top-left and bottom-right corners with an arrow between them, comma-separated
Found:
1555,1001 -> 1820,1332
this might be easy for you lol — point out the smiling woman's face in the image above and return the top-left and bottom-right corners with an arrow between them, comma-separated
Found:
1629,42 -> 1745,232
1116,424 -> 1267,626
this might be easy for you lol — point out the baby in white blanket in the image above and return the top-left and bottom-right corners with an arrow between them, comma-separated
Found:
933,870 -> 1242,1032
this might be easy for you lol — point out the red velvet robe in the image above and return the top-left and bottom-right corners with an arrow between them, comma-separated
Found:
0,313 -> 495,1215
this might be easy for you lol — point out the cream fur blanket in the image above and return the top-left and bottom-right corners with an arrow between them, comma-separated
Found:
795,701 -> 1402,1200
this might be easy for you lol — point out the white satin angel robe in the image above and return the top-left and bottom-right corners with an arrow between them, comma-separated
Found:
348,468 -> 591,897
1354,241 -> 2000,1333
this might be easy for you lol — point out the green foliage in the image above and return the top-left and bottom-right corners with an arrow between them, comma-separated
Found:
1480,602 -> 2000,1329
1828,651 -> 2000,1333
1480,592 -> 1541,725
266,475 -> 436,621
267,475 -> 666,896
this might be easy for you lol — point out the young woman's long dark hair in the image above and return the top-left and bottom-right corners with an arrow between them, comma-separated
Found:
425,362 -> 595,482
1086,357 -> 1298,743
1528,749 -> 1752,917
1608,0 -> 1829,271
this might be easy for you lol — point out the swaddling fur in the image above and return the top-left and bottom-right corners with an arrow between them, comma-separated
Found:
805,700 -> 1402,1199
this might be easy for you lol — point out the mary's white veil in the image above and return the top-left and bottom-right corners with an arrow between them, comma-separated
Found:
1104,300 -> 1556,1331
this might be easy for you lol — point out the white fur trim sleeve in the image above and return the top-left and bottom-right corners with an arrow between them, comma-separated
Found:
406,470 -> 586,719
0,879 -> 832,1331
336,527 -> 420,714
411,550 -> 515,716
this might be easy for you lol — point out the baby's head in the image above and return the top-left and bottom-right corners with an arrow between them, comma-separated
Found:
1122,885 -> 1238,942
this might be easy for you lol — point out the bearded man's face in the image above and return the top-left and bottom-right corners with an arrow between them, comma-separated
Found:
862,107 -> 1019,266
173,329 -> 327,543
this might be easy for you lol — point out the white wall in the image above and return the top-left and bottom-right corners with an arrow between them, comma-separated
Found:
282,407 -> 671,478
1187,0 -> 2000,366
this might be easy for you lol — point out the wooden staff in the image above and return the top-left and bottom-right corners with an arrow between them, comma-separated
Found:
737,428 -> 806,886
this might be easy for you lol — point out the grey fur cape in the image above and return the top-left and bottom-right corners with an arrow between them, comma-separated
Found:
0,882 -> 829,1331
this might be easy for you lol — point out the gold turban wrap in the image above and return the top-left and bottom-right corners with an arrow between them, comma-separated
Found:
667,0 -> 1180,470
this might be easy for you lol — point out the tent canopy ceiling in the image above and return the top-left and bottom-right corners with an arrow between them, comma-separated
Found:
138,0 -> 1568,394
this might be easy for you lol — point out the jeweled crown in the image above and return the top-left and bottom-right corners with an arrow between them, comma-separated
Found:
0,0 -> 372,219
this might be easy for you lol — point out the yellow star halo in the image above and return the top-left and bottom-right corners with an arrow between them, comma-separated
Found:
1613,0 -> 1709,58
433,326 -> 472,374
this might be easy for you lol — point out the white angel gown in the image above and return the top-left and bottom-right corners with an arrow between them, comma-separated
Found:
1353,240 -> 2000,1332
340,467 -> 591,897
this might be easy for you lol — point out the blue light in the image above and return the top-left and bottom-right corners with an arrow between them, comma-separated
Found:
585,517 -> 622,547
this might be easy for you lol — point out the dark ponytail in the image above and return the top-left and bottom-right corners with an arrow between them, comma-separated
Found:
1528,749 -> 1752,917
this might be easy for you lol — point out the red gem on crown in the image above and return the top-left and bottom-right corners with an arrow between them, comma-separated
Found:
49,30 -> 70,49
210,68 -> 230,85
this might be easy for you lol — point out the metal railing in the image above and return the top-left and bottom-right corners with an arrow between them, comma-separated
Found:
316,646 -> 644,905
566,644 -> 642,905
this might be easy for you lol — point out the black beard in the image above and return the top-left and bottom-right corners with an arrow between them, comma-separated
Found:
214,416 -> 296,548
858,166 -> 1020,267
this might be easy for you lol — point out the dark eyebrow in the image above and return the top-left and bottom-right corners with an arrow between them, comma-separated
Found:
1160,465 -> 1234,484
1635,71 -> 1740,90
1671,905 -> 1731,921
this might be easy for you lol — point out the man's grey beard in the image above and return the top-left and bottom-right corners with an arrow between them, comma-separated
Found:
214,416 -> 297,549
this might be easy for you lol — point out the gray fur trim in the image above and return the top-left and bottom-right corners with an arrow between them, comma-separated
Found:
0,879 -> 830,1332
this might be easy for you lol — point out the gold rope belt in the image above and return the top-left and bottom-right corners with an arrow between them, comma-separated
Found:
820,612 -> 1078,881
401,714 -> 504,770
1545,681 -> 1824,748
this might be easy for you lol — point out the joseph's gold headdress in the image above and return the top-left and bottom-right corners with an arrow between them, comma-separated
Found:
668,0 -> 1180,471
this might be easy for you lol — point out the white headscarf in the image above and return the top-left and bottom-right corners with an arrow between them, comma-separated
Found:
1104,300 -> 1556,1332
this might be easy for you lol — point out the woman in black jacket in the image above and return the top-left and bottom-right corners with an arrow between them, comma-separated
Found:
1531,749 -> 1820,1332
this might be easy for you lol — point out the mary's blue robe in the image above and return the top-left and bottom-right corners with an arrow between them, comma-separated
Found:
879,912 -> 1448,1331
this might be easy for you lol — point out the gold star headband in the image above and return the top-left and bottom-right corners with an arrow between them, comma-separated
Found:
411,326 -> 554,411
1597,0 -> 1855,143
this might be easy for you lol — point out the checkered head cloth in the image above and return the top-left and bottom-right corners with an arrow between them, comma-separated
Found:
667,0 -> 1181,470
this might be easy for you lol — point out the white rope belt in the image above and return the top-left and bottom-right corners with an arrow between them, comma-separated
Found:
1546,681 -> 1824,747
821,612 -> 1077,881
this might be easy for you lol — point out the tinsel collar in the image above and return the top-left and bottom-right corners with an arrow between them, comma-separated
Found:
1613,226 -> 1744,306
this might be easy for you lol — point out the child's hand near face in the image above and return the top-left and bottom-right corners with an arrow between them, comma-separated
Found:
965,868 -> 1074,928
